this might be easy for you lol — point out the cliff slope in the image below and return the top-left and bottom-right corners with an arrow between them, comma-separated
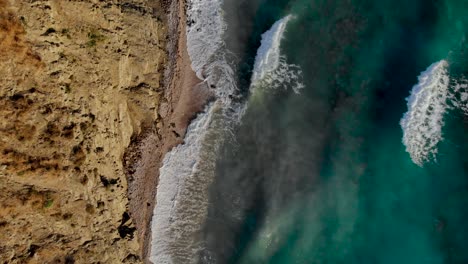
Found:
0,0 -> 166,263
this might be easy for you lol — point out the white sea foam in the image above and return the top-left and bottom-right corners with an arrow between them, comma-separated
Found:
400,60 -> 450,166
150,104 -> 215,264
186,0 -> 238,104
251,16 -> 292,83
150,102 -> 226,264
400,60 -> 468,166
251,15 -> 304,94
450,78 -> 468,114
150,0 -> 239,263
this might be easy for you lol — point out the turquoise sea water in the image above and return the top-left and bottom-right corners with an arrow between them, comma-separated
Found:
200,0 -> 468,263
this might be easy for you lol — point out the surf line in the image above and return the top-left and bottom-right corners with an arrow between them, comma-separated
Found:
149,9 -> 303,264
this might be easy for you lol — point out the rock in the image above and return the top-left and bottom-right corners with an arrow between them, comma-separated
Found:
0,0 -> 166,263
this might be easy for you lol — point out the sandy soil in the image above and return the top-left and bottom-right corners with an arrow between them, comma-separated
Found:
123,0 -> 213,262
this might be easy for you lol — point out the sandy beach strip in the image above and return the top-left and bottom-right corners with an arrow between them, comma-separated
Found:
124,0 -> 213,262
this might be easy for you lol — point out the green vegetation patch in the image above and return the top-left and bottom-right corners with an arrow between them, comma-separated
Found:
43,194 -> 54,208
86,30 -> 106,47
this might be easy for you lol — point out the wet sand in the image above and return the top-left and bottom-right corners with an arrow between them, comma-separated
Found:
123,0 -> 213,262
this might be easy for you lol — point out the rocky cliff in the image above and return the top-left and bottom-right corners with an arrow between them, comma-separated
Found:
0,0 -> 167,263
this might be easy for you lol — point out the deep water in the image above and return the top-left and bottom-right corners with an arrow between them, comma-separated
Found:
197,0 -> 468,263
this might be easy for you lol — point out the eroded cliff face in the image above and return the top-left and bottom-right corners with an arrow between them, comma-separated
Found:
0,0 -> 166,263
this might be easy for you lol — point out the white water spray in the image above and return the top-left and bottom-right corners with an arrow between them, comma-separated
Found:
251,15 -> 304,94
400,60 -> 468,166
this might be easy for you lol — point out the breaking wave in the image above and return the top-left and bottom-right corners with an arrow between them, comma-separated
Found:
251,15 -> 304,94
150,0 -> 239,263
150,102 -> 226,264
186,0 -> 239,105
400,60 -> 468,166
150,5 -> 303,263
400,60 -> 450,166
150,103 -> 217,264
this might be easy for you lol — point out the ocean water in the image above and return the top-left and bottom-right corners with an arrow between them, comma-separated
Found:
150,0 -> 468,263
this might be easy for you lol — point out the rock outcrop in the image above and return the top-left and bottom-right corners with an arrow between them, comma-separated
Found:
0,0 -> 167,263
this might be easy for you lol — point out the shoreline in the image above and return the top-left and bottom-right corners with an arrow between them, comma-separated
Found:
124,0 -> 213,262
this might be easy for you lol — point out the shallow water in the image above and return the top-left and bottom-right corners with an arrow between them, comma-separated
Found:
151,0 -> 468,263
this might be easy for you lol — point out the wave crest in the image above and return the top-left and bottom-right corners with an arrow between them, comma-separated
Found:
400,60 -> 468,166
400,60 -> 450,166
251,16 -> 304,94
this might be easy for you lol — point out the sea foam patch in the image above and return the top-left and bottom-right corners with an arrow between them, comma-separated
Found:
150,104 -> 216,264
186,0 -> 238,105
251,16 -> 304,94
400,60 -> 450,166
450,78 -> 468,114
400,60 -> 468,166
